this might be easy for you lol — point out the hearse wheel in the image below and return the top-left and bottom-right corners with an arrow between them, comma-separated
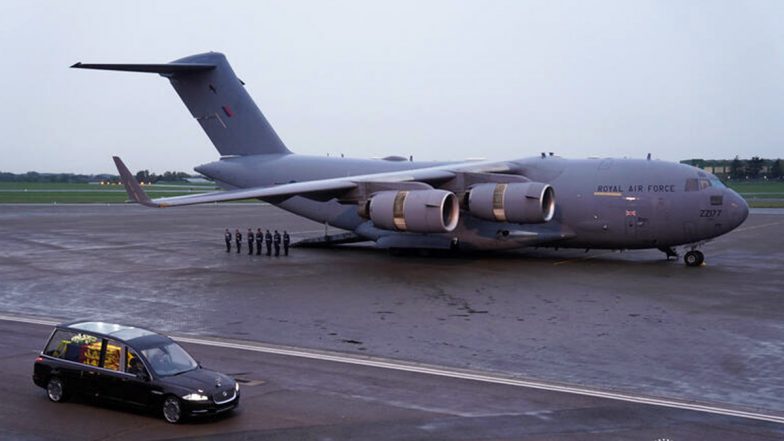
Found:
162,396 -> 184,424
47,377 -> 68,402
684,250 -> 704,267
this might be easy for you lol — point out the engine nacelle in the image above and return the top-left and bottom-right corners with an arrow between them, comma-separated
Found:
366,190 -> 460,233
467,182 -> 555,223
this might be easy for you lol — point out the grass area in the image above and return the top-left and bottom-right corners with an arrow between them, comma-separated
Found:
748,200 -> 784,209
0,192 -> 205,204
0,182 -> 103,190
0,182 -> 257,203
725,181 -> 784,201
725,180 -> 784,194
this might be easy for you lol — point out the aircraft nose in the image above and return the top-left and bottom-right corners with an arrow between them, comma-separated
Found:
726,188 -> 749,228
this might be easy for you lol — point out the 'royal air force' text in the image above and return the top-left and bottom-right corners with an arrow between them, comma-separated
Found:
596,184 -> 676,193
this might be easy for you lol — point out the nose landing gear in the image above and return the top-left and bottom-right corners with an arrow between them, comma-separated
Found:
684,250 -> 705,267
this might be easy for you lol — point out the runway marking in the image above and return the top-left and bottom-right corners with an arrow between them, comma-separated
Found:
2,313 -> 782,425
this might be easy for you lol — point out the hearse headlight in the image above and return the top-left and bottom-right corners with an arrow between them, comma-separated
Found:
235,382 -> 240,392
182,392 -> 209,401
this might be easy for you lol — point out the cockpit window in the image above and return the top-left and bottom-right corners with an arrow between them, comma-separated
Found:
686,177 -> 722,192
709,176 -> 725,188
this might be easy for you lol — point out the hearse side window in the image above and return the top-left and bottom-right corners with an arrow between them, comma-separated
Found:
43,330 -> 101,366
102,339 -> 124,371
126,348 -> 149,378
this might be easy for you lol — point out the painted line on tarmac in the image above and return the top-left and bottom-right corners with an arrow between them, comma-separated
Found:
0,314 -> 60,327
2,313 -> 782,425
172,335 -> 784,425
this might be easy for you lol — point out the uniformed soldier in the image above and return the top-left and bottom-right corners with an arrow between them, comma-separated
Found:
255,228 -> 263,255
224,228 -> 232,253
283,230 -> 290,256
235,229 -> 242,254
247,228 -> 254,255
265,230 -> 272,256
273,230 -> 281,257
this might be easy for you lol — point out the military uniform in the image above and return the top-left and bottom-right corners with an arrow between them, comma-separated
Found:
255,229 -> 263,255
247,228 -> 254,255
235,229 -> 242,254
265,230 -> 272,256
224,229 -> 232,253
283,231 -> 290,256
273,230 -> 281,257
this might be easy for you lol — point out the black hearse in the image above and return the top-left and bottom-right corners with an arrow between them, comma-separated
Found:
33,321 -> 239,423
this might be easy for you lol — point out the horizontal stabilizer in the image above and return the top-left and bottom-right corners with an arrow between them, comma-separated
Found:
71,62 -> 215,74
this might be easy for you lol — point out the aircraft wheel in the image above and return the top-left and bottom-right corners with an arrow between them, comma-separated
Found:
684,250 -> 704,267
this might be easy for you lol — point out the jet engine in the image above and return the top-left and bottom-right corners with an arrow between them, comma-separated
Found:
366,190 -> 460,233
466,182 -> 555,223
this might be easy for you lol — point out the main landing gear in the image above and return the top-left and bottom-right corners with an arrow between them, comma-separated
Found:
683,250 -> 705,267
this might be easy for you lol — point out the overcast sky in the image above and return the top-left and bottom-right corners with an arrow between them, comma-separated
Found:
1,1 -> 782,174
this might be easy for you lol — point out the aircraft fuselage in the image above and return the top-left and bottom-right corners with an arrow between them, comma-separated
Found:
195,154 -> 748,252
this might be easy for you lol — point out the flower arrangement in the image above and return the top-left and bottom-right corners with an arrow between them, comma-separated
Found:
70,334 -> 97,345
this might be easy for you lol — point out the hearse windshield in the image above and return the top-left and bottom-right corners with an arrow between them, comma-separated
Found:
141,342 -> 198,377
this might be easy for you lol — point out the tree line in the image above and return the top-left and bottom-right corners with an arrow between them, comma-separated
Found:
133,170 -> 193,183
683,157 -> 783,180
729,157 -> 782,180
0,170 -> 196,183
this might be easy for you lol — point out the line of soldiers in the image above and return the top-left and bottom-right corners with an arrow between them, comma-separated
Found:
224,228 -> 290,256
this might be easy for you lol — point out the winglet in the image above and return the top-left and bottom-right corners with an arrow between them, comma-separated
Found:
112,156 -> 159,207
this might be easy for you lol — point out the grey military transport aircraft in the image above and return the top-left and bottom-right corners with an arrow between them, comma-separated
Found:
72,52 -> 749,266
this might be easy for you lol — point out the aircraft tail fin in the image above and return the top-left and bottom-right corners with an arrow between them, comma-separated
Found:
73,53 -> 291,157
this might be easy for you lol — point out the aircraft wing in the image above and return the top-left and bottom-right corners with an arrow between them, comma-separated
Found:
114,157 -> 358,207
113,156 -> 516,208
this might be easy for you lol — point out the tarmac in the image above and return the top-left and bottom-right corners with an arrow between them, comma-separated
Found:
1,204 -> 783,439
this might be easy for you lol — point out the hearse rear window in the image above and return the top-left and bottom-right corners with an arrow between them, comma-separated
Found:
44,329 -> 102,366
103,338 -> 123,371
